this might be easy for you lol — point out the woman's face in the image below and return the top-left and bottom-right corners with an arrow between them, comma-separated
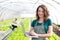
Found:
38,7 -> 44,18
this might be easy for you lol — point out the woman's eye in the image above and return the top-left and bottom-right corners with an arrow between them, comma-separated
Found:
38,10 -> 43,12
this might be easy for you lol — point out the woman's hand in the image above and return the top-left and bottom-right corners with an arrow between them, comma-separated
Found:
29,31 -> 39,38
29,27 -> 38,36
29,31 -> 38,36
29,27 -> 39,38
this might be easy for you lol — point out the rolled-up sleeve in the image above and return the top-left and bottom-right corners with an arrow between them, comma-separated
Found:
31,20 -> 36,27
48,19 -> 52,26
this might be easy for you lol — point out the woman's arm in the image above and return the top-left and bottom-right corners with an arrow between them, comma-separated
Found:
38,26 -> 53,38
29,27 -> 38,36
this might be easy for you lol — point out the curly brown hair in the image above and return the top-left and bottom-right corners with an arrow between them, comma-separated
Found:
36,5 -> 49,21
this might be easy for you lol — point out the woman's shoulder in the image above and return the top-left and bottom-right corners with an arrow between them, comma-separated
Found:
44,18 -> 51,21
44,18 -> 52,24
31,19 -> 37,27
47,18 -> 52,22
32,19 -> 37,23
31,19 -> 37,25
47,18 -> 52,26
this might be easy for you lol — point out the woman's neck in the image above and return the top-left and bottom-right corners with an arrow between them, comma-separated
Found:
39,17 -> 44,21
38,18 -> 44,23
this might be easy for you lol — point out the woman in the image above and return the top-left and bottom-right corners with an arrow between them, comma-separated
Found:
29,5 -> 53,40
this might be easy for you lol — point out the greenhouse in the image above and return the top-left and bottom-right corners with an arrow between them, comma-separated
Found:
0,0 -> 60,40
